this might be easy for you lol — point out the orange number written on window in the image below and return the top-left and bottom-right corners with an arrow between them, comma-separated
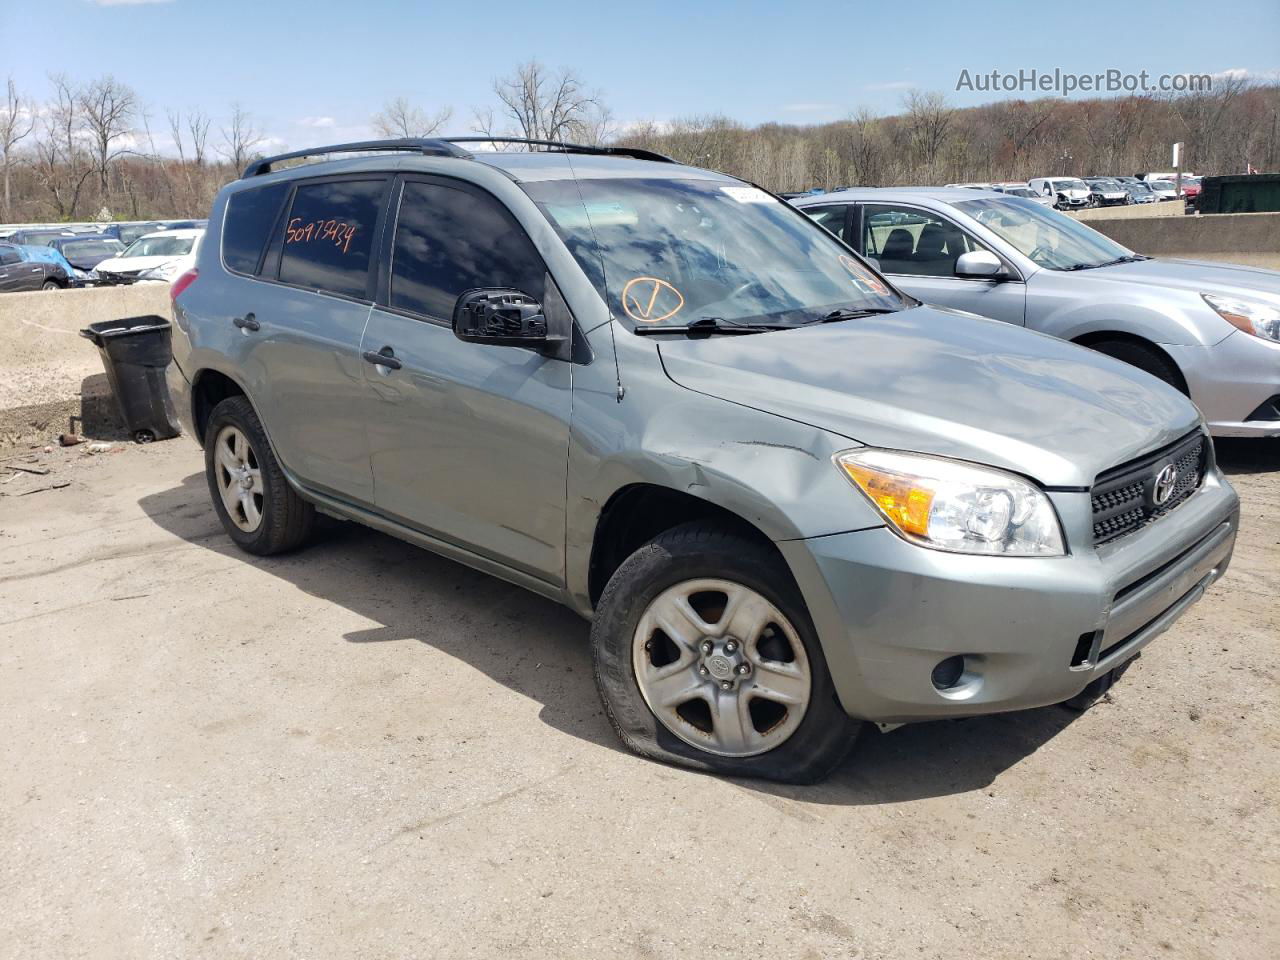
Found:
285,217 -> 357,254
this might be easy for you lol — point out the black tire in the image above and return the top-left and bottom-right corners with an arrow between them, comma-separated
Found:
592,521 -> 860,783
1088,339 -> 1188,395
204,395 -> 314,555
41,280 -> 60,291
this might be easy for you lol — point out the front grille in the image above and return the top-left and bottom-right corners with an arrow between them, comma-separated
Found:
1090,431 -> 1207,545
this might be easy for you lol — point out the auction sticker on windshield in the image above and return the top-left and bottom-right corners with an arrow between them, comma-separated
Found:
720,186 -> 776,204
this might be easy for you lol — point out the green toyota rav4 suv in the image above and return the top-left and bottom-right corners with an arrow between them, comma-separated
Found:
167,139 -> 1239,783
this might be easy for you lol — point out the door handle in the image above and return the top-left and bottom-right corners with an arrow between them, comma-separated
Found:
232,313 -> 260,331
362,346 -> 402,370
30,267 -> 42,273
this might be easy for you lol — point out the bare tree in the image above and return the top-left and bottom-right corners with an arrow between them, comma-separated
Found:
903,90 -> 954,173
79,75 -> 138,201
33,74 -> 94,219
1,77 -> 35,220
219,103 -> 263,172
476,61 -> 607,145
372,97 -> 452,138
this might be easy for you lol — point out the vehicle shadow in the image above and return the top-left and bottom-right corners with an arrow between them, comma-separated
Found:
139,471 -> 1083,805
1213,437 -> 1280,476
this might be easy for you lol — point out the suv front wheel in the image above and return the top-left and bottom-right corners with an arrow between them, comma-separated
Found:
592,521 -> 860,783
204,396 -> 314,555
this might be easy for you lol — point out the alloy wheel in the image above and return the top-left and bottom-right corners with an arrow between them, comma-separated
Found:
213,424 -> 264,532
632,578 -> 812,757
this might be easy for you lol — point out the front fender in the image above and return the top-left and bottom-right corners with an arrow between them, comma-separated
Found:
1029,277 -> 1232,347
563,325 -> 884,613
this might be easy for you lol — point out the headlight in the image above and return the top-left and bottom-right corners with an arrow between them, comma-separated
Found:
835,449 -> 1065,556
1203,294 -> 1280,342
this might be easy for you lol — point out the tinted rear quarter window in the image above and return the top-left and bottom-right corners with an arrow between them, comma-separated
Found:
278,178 -> 385,299
390,180 -> 546,320
222,182 -> 290,276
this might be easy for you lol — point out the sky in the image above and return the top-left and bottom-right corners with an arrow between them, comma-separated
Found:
2,0 -> 1278,155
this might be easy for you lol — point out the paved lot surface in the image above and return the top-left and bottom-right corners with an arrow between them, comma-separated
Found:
1,438 -> 1277,960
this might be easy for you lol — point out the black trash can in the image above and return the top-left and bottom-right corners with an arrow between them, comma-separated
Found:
80,315 -> 182,443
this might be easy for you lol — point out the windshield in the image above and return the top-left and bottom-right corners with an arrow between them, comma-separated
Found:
1150,180 -> 1175,191
60,239 -> 123,259
522,178 -> 906,330
1054,179 -> 1088,193
955,196 -> 1133,271
122,234 -> 195,258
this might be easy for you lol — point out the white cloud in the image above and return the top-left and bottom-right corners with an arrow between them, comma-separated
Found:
298,116 -> 337,129
864,80 -> 914,92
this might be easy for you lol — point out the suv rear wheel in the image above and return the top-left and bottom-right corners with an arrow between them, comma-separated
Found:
204,396 -> 314,555
592,521 -> 860,783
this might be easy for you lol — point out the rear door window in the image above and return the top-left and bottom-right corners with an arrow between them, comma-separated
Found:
388,180 -> 546,321
860,204 -> 986,277
278,178 -> 386,299
222,182 -> 289,276
803,205 -> 850,243
0,247 -> 20,265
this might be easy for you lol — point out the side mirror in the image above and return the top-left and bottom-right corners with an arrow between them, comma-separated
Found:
452,288 -> 560,349
955,250 -> 1008,280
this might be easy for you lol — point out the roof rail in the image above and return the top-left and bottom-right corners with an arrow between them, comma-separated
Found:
443,137 -> 675,164
241,138 -> 472,178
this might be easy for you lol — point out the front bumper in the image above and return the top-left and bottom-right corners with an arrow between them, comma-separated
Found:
781,469 -> 1239,722
1166,331 -> 1280,437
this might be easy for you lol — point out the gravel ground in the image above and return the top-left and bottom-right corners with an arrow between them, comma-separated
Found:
1,437 -> 1276,960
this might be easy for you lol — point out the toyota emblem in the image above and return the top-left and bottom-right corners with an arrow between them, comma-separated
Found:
1152,464 -> 1179,506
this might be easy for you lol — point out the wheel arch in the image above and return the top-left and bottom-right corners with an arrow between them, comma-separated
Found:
586,483 -> 786,608
1070,330 -> 1189,393
190,367 -> 252,447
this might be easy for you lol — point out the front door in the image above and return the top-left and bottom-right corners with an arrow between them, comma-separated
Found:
360,176 -> 572,584
857,202 -> 1027,326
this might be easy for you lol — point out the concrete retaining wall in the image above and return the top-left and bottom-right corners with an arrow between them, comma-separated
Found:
0,285 -> 169,447
1081,211 -> 1280,270
1070,201 -> 1187,222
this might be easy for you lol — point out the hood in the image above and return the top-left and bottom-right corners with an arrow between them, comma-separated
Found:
656,306 -> 1200,488
1059,187 -> 1090,198
95,254 -> 186,274
1083,257 -> 1280,307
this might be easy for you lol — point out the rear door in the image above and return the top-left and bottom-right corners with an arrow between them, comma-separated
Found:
856,202 -> 1027,325
0,246 -> 22,291
222,175 -> 390,503
359,175 -> 572,583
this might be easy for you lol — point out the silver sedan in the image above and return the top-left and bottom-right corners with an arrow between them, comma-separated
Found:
795,189 -> 1280,437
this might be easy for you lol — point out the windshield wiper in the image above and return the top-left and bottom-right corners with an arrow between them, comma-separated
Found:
812,307 -> 900,324
1063,254 -> 1150,271
631,316 -> 792,337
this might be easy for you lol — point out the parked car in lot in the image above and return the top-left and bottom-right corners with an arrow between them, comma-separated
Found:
1027,176 -> 1092,209
6,227 -> 77,246
1084,177 -> 1132,206
43,235 -> 125,284
1122,180 -> 1160,203
168,139 -> 1240,782
992,183 -> 1056,207
95,228 -> 203,284
1181,176 -> 1203,206
96,222 -> 167,247
1147,179 -> 1180,201
795,188 -> 1280,436
0,242 -> 73,291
